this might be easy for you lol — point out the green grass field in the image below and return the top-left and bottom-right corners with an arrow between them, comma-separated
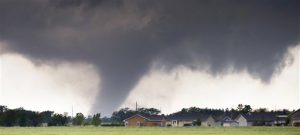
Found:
0,127 -> 299,135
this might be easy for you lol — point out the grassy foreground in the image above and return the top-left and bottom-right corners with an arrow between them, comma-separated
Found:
0,127 -> 299,135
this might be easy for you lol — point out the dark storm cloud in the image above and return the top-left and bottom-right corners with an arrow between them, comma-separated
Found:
0,0 -> 299,115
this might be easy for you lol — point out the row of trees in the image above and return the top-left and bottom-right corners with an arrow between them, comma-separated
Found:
178,104 -> 253,114
0,105 -> 101,127
72,113 -> 101,126
1,104 -> 292,126
177,104 -> 291,115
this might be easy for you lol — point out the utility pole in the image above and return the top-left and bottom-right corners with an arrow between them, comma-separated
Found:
136,101 -> 138,112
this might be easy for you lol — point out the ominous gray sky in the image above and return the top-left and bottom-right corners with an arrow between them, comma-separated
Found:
0,0 -> 299,115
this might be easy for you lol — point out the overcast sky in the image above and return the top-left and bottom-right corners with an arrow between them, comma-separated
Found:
0,0 -> 299,116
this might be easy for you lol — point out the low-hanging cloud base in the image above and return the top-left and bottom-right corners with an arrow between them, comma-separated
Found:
122,45 -> 300,114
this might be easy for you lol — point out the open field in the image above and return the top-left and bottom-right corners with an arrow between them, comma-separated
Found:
0,127 -> 300,135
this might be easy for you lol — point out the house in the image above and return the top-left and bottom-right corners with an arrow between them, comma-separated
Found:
212,112 -> 239,127
235,112 -> 288,126
219,113 -> 288,127
165,112 -> 215,127
234,114 -> 247,126
221,116 -> 239,127
274,115 -> 288,126
123,114 -> 165,127
248,112 -> 275,126
288,109 -> 300,126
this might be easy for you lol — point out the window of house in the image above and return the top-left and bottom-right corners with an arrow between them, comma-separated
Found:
172,120 -> 177,125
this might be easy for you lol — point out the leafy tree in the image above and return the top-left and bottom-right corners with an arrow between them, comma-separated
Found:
3,109 -> 18,126
111,108 -> 136,124
31,112 -> 42,127
19,110 -> 28,126
138,108 -> 161,115
92,113 -> 101,126
177,107 -> 225,118
237,104 -> 244,112
0,105 -> 8,113
281,109 -> 290,115
49,113 -> 68,126
242,105 -> 252,113
181,108 -> 188,113
254,108 -> 268,112
188,107 -> 202,113
73,113 -> 85,126
193,118 -> 202,126
40,111 -> 54,124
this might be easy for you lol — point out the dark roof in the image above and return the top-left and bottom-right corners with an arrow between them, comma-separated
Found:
222,116 -> 233,122
123,114 -> 164,122
289,109 -> 300,119
223,112 -> 239,120
220,116 -> 238,124
213,112 -> 239,121
241,112 -> 283,122
166,112 -> 211,121
140,114 -> 165,121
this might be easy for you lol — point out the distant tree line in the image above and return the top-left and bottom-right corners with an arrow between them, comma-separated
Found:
0,105 -> 101,127
0,104 -> 292,126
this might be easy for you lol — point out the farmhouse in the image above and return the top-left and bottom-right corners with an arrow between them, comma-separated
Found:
123,114 -> 165,127
165,112 -> 215,127
289,109 -> 300,126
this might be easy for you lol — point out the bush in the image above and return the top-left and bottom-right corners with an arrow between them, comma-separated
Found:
193,119 -> 201,126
